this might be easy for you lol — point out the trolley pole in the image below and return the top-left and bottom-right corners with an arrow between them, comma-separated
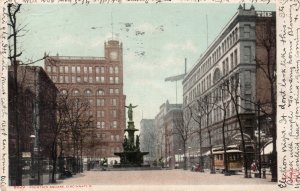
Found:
258,101 -> 262,178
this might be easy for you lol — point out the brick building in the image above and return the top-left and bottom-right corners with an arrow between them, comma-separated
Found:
9,66 -> 58,185
164,106 -> 183,169
44,40 -> 126,160
154,100 -> 182,164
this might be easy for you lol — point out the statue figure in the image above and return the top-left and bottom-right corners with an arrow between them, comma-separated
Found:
135,135 -> 140,151
125,103 -> 138,121
123,135 -> 129,151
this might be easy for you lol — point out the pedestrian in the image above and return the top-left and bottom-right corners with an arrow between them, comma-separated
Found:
251,161 -> 257,172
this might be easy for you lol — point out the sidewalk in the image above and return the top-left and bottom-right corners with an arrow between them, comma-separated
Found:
48,169 -> 276,185
22,173 -> 60,185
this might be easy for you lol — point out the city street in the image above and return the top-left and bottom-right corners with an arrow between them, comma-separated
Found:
50,169 -> 276,185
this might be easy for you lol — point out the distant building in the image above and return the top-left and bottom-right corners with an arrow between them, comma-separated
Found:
44,40 -> 126,160
154,100 -> 182,165
140,119 -> 155,162
8,66 -> 58,185
182,6 -> 276,162
164,107 -> 183,169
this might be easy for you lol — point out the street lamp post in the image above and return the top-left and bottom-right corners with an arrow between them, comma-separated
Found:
188,147 -> 191,170
178,149 -> 182,168
29,134 -> 37,185
197,112 -> 204,172
258,102 -> 262,178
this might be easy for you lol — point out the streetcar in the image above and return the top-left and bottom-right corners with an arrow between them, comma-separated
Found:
212,145 -> 243,174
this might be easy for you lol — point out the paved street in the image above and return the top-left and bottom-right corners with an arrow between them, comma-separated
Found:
50,169 -> 276,185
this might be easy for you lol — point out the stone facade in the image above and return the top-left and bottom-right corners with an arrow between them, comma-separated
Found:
140,119 -> 156,162
182,6 -> 276,157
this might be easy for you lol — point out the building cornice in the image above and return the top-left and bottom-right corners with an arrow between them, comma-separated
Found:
183,9 -> 260,84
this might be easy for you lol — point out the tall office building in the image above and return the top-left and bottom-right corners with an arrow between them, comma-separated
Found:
140,119 -> 156,162
44,40 -> 126,159
182,6 -> 276,158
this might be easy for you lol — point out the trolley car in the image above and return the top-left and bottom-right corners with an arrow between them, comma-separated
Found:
212,145 -> 243,173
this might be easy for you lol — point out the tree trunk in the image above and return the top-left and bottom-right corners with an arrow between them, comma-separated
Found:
208,129 -> 215,174
222,110 -> 228,175
9,3 -> 22,185
183,142 -> 187,170
80,139 -> 83,173
51,140 -> 57,183
235,106 -> 248,178
270,81 -> 277,182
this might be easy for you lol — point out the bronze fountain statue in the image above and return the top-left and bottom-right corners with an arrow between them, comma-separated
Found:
114,103 -> 149,168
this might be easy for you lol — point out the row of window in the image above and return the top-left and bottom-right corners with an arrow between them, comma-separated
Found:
50,75 -> 120,84
96,121 -> 118,129
90,98 -> 118,106
46,65 -> 119,75
60,88 -> 120,96
185,73 -> 245,124
200,27 -> 239,79
96,133 -> 121,141
214,153 -> 241,161
184,26 -> 240,93
185,48 -> 239,105
95,110 -> 118,118
202,123 -> 239,147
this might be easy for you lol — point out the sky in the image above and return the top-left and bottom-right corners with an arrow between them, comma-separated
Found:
17,3 -> 275,129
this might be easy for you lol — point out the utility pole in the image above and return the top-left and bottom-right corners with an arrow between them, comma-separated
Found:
165,58 -> 187,104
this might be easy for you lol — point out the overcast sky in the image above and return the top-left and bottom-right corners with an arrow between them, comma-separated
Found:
17,3 -> 275,128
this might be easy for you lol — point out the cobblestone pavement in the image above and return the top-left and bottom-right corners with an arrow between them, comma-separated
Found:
50,169 -> 276,185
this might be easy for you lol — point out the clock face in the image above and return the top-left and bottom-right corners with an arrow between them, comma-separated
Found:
110,51 -> 118,60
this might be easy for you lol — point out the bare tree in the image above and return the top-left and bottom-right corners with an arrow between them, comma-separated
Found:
227,17 -> 276,180
7,3 -> 52,185
218,81 -> 231,175
65,96 -> 91,173
173,106 -> 193,170
84,128 -> 101,162
196,95 -> 217,174
8,4 -> 23,185
190,99 -> 205,172
78,114 -> 93,172
47,91 -> 72,183
227,73 -> 251,178
255,17 -> 277,182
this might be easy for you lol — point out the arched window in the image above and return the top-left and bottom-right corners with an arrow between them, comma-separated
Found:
60,89 -> 67,95
72,89 -> 80,96
84,89 -> 92,96
213,68 -> 221,84
97,89 -> 105,96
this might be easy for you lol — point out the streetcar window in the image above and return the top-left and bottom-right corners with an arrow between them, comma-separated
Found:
232,154 -> 236,161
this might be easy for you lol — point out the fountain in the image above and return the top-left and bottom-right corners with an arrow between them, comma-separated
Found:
114,104 -> 149,168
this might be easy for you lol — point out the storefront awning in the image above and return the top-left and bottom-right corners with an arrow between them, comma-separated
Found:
261,142 -> 273,155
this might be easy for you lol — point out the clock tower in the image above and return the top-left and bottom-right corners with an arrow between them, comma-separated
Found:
105,40 -> 123,62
